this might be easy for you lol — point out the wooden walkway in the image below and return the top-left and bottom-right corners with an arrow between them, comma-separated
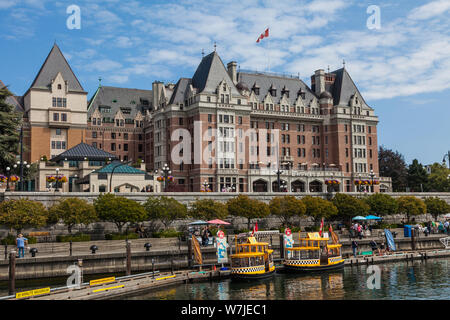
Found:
5,248 -> 450,300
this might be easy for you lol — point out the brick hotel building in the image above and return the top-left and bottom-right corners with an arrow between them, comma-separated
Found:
6,44 -> 392,193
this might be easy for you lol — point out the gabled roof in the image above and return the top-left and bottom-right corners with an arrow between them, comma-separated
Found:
87,86 -> 153,118
28,43 -> 85,93
92,161 -> 146,175
330,68 -> 370,109
51,143 -> 118,162
192,52 -> 239,95
0,80 -> 24,112
237,72 -> 316,105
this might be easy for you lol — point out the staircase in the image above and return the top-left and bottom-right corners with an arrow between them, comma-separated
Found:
440,237 -> 450,249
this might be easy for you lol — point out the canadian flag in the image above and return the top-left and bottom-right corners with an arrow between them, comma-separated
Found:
319,218 -> 324,236
256,28 -> 269,43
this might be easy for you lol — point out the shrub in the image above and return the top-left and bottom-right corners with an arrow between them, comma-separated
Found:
1,234 -> 37,245
152,229 -> 183,238
104,233 -> 139,240
56,233 -> 91,243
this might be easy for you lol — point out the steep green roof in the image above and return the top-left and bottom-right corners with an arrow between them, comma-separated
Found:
93,161 -> 146,174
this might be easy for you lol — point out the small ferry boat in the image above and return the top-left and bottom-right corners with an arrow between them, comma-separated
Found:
283,232 -> 344,272
230,235 -> 275,280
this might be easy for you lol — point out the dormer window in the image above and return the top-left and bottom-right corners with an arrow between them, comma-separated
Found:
252,83 -> 260,95
282,86 -> 290,98
269,85 -> 277,97
223,84 -> 227,92
58,84 -> 62,90
298,89 -> 305,99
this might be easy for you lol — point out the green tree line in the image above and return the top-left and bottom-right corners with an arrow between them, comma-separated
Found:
1,194 -> 448,237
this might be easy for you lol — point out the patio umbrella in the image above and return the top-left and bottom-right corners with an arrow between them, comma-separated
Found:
352,216 -> 367,221
444,213 -> 450,219
188,220 -> 209,225
365,215 -> 382,220
207,219 -> 231,225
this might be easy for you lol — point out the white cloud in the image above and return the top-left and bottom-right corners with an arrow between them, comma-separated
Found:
408,0 -> 450,20
85,59 -> 122,72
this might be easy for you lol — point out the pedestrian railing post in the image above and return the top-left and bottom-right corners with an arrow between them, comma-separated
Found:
126,240 -> 131,276
152,258 -> 155,278
9,251 -> 16,296
69,241 -> 73,256
4,245 -> 7,260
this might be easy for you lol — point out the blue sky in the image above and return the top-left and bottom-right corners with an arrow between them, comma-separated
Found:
1,0 -> 449,166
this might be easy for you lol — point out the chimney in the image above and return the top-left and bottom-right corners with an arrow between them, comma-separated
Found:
314,69 -> 325,95
152,81 -> 164,110
227,61 -> 238,84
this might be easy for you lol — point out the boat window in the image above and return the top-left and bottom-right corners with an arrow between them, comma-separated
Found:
232,257 -> 250,268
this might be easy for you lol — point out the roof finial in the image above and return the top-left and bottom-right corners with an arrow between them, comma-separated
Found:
98,77 -> 102,88
342,59 -> 346,68
327,65 -> 330,73
201,48 -> 205,58
214,42 -> 217,52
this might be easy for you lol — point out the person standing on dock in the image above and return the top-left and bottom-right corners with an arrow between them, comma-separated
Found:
15,234 -> 28,258
351,240 -> 358,257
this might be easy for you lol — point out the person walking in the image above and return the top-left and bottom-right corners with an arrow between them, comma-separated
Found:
357,224 -> 363,239
369,239 -> 379,255
351,240 -> 358,258
16,234 -> 28,258
445,220 -> 449,235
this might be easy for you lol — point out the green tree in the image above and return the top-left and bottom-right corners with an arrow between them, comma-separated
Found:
301,196 -> 338,225
269,196 -> 306,227
49,198 -> 98,234
364,193 -> 398,216
94,194 -> 146,233
397,196 -> 426,223
332,193 -> 369,224
379,145 -> 408,192
144,196 -> 187,230
407,159 -> 428,192
0,85 -> 23,170
426,163 -> 450,192
188,198 -> 227,221
424,197 -> 450,221
227,195 -> 270,230
0,199 -> 48,235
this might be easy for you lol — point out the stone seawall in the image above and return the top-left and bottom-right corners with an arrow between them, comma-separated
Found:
2,191 -> 450,207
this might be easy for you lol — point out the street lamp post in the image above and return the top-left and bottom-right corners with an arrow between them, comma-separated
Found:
202,179 -> 209,192
6,167 -> 11,191
370,170 -> 376,193
274,166 -> 284,192
109,161 -> 132,193
443,151 -> 450,169
157,164 -> 171,192
55,168 -> 60,192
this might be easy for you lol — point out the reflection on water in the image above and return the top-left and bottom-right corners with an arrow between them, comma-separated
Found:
126,258 -> 450,300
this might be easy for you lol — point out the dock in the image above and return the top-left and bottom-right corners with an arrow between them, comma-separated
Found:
2,249 -> 449,300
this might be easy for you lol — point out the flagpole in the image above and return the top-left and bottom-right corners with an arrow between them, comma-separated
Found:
267,25 -> 270,73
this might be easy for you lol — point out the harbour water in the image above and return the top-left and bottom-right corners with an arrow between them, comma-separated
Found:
125,258 -> 450,300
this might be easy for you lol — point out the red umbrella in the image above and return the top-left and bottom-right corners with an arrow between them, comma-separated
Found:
207,219 -> 231,225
